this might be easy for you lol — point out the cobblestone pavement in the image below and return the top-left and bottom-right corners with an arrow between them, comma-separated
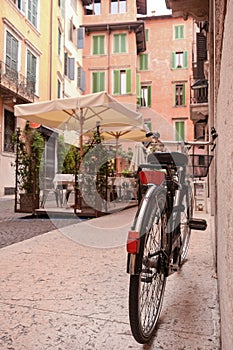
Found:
0,197 -> 82,248
0,197 -> 220,349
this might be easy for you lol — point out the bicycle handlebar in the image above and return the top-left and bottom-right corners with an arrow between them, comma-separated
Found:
146,127 -> 218,150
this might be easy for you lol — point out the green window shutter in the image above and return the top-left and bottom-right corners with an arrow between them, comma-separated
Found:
136,74 -> 141,98
92,72 -> 98,92
174,25 -> 184,39
92,72 -> 105,92
183,83 -> 186,105
126,69 -> 132,94
183,51 -> 188,68
148,85 -> 152,107
93,35 -> 104,55
172,52 -> 176,69
146,29 -> 149,42
174,84 -> 177,106
180,25 -> 184,38
114,34 -> 119,53
113,34 -> 126,53
99,36 -> 104,54
113,70 -> 120,94
99,72 -> 105,91
93,36 -> 98,55
139,54 -> 148,70
175,121 -> 185,141
121,34 -> 126,53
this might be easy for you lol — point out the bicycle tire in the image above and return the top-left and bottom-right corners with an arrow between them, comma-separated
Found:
128,186 -> 168,344
179,183 -> 193,265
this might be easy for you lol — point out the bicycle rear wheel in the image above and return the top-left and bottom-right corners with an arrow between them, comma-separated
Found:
179,184 -> 193,265
128,187 -> 168,344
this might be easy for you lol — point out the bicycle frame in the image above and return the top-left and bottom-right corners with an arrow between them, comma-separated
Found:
127,151 -> 189,276
126,128 -> 218,344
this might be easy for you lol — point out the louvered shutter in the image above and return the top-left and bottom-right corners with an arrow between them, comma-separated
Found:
183,84 -> 186,105
148,86 -> 152,107
126,69 -> 132,94
183,51 -> 188,68
68,58 -> 75,80
113,70 -> 120,94
172,52 -> 176,69
77,28 -> 85,49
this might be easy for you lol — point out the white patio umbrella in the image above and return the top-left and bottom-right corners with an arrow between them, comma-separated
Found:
85,124 -> 148,173
129,142 -> 147,172
14,91 -> 143,157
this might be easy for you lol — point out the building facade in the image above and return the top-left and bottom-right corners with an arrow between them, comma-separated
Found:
0,0 -> 84,196
81,0 -> 146,109
167,0 -> 233,348
138,14 -> 194,142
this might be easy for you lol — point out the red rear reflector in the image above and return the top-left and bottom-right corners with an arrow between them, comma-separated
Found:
127,231 -> 140,254
139,170 -> 165,185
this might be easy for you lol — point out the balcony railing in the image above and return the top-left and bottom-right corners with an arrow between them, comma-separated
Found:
0,61 -> 35,102
190,78 -> 208,105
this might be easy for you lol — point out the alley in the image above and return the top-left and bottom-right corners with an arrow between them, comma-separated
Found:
0,201 -> 220,349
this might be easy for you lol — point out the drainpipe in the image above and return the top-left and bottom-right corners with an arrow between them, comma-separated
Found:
49,0 -> 53,100
107,25 -> 111,93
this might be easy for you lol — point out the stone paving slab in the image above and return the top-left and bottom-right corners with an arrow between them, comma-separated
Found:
0,207 -> 220,349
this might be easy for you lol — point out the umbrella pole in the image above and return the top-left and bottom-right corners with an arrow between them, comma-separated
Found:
115,135 -> 120,176
75,109 -> 84,214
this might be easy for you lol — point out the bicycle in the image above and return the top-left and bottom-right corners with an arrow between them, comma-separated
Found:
126,128 -> 218,344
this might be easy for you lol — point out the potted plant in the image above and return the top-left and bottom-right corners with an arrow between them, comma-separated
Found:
13,123 -> 44,213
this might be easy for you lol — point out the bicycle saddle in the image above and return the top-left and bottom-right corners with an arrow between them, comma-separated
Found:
148,152 -> 188,167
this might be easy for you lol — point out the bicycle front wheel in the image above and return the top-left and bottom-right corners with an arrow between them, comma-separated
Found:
129,186 -> 168,344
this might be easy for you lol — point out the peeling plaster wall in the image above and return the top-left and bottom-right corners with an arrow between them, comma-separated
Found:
216,1 -> 233,348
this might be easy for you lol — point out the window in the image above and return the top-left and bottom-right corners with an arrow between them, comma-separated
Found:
27,50 -> 37,92
175,121 -> 185,141
110,0 -> 126,14
77,66 -> 86,92
11,1 -> 39,28
58,0 -> 65,17
174,25 -> 184,39
140,85 -> 152,107
175,83 -> 186,106
144,118 -> 152,131
5,31 -> 18,80
28,0 -> 38,28
93,35 -> 105,55
77,28 -> 85,49
92,72 -> 105,92
58,27 -> 61,56
4,110 -> 15,153
85,0 -> 101,15
69,19 -> 77,44
15,0 -> 26,12
172,51 -> 188,69
57,79 -> 62,98
64,53 -> 75,80
194,120 -> 206,140
139,54 -> 148,71
113,69 -> 131,95
113,34 -> 126,53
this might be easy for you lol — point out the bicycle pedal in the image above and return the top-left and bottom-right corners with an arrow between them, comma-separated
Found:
170,263 -> 179,272
189,218 -> 207,231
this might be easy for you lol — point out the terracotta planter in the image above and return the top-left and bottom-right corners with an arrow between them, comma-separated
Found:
19,193 -> 40,213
